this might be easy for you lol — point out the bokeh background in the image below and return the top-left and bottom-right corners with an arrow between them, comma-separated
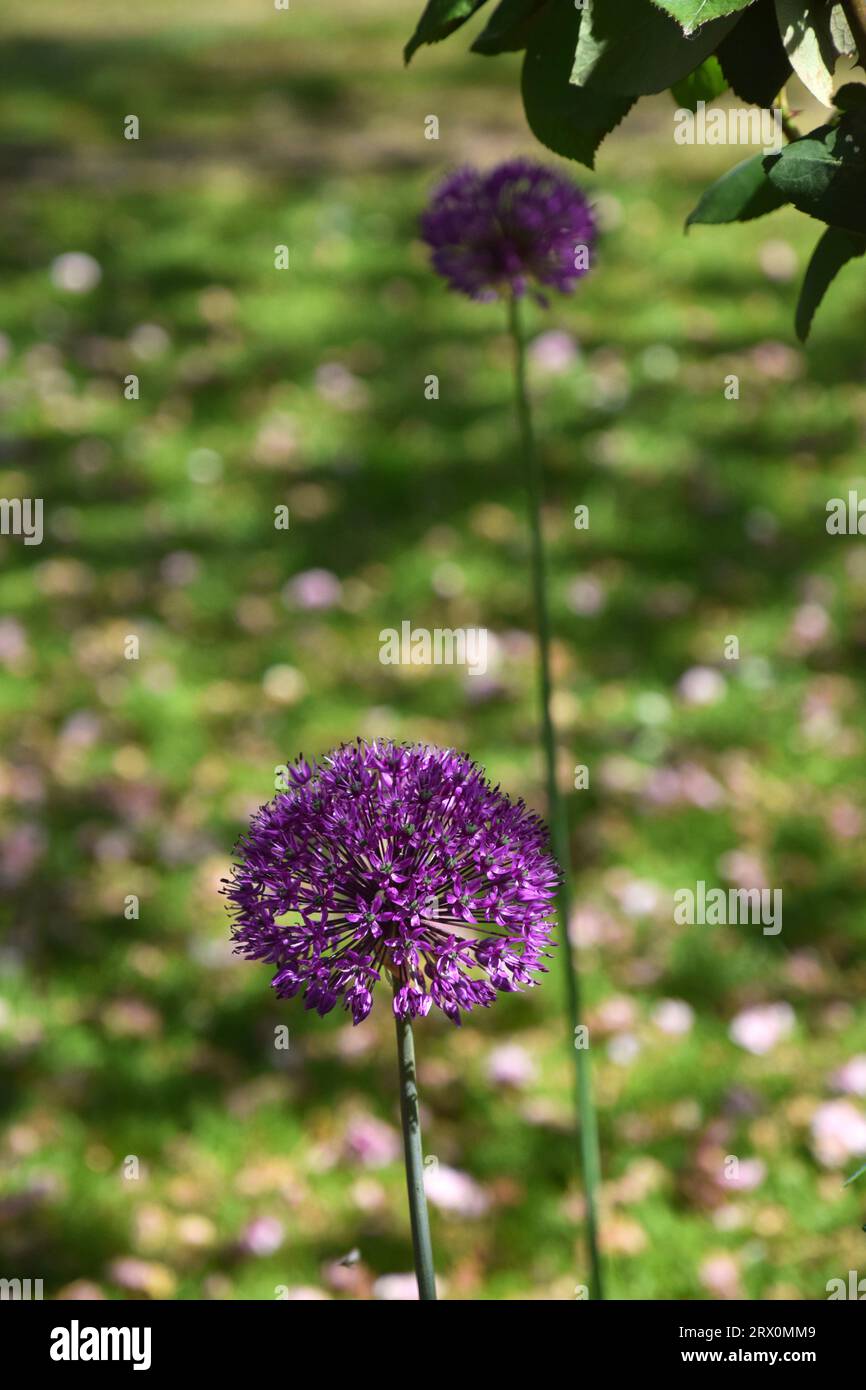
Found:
2,0 -> 866,1301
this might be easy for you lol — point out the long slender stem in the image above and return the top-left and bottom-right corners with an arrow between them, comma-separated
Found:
777,88 -> 801,146
394,1003 -> 437,1300
507,292 -> 604,1301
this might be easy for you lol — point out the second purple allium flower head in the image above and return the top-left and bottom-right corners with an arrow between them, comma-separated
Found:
225,740 -> 558,1025
421,158 -> 596,301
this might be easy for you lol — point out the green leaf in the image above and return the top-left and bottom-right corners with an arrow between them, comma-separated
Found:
404,0 -> 489,63
522,2 -> 634,167
717,0 -> 792,106
774,0 -> 856,106
765,114 -> 866,234
686,153 -> 790,225
830,3 -> 857,55
471,0 -> 549,54
670,57 -> 729,110
573,0 -> 740,96
795,226 -> 866,339
651,0 -> 758,33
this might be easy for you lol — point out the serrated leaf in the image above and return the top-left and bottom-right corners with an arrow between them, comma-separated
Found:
765,114 -> 866,234
471,0 -> 549,54
522,2 -> 634,167
671,56 -> 729,110
795,226 -> 866,339
717,0 -> 792,105
774,0 -> 853,106
686,153 -> 790,225
651,0 -> 758,33
830,3 -> 856,55
404,0 -> 489,63
573,0 -> 739,96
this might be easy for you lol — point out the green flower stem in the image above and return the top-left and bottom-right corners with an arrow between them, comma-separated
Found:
507,292 -> 604,1301
394,1000 -> 437,1300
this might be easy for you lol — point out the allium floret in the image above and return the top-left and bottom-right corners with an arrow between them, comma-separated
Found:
224,740 -> 558,1024
421,158 -> 596,301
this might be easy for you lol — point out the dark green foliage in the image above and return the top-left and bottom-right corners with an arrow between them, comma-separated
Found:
522,3 -> 633,167
717,0 -> 792,105
686,154 -> 790,226
406,0 -> 866,334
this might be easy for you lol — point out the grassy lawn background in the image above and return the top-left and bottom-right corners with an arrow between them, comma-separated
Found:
2,0 -> 866,1299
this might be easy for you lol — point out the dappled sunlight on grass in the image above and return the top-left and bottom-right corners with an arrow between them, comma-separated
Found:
1,0 -> 866,1301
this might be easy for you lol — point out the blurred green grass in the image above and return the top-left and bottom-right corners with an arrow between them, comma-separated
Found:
2,0 -> 866,1300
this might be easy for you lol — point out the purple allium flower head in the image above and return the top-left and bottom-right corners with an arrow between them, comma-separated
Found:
421,159 -> 596,302
224,740 -> 558,1025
